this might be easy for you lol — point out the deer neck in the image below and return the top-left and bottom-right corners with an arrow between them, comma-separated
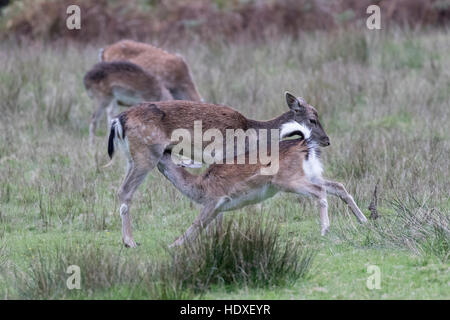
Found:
246,111 -> 293,131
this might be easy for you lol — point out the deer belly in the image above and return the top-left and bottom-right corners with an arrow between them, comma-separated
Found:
218,185 -> 278,212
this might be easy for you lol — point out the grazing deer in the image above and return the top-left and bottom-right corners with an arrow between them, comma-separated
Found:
83,61 -> 173,144
100,39 -> 202,101
157,122 -> 368,247
107,92 -> 331,247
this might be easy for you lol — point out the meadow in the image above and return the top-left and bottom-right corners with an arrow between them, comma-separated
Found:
0,28 -> 449,299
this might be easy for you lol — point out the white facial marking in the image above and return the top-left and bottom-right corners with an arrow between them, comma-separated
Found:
280,121 -> 311,139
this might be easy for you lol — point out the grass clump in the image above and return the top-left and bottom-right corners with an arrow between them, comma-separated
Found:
157,216 -> 315,297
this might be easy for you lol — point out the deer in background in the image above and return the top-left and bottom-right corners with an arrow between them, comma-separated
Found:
107,92 -> 332,247
157,122 -> 368,247
83,61 -> 173,144
100,39 -> 203,102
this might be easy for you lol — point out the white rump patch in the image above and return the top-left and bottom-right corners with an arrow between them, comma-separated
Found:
280,121 -> 311,139
112,118 -> 132,167
111,119 -> 122,139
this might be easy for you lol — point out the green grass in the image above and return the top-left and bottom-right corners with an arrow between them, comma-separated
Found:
0,28 -> 449,299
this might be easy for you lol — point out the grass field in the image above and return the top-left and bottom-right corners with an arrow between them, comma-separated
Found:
0,28 -> 449,299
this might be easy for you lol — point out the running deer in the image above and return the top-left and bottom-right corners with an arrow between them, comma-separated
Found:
100,39 -> 202,101
107,92 -> 331,247
157,122 -> 368,247
83,61 -> 173,144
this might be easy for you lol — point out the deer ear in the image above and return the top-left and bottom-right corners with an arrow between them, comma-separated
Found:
285,91 -> 304,112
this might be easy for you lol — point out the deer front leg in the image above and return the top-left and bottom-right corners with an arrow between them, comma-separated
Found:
323,179 -> 368,224
171,201 -> 220,247
281,180 -> 329,235
313,187 -> 330,236
305,183 -> 329,235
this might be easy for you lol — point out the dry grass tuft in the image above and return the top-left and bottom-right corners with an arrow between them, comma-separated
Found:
155,217 -> 315,298
334,195 -> 450,262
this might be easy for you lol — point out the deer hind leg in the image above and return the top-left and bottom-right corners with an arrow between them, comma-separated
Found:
118,163 -> 150,248
323,179 -> 368,224
118,146 -> 164,248
171,201 -> 220,247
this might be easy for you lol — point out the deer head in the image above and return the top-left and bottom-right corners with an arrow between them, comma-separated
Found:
285,92 -> 330,147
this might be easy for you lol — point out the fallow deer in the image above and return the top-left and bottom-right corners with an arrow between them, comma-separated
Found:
100,39 -> 202,101
157,122 -> 368,247
83,61 -> 173,144
107,93 -> 331,247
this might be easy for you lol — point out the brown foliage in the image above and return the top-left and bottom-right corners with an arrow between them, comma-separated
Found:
2,0 -> 450,44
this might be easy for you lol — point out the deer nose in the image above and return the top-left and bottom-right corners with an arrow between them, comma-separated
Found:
323,137 -> 331,146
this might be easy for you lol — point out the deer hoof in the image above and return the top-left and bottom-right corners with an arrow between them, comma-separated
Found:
320,227 -> 330,236
123,238 -> 138,248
